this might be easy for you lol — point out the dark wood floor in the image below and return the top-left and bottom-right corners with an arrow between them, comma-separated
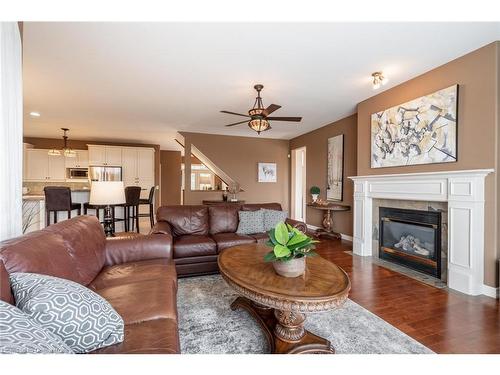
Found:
316,238 -> 500,354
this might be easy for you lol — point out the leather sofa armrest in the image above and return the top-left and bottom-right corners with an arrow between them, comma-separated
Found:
285,218 -> 307,234
104,234 -> 173,266
150,221 -> 173,236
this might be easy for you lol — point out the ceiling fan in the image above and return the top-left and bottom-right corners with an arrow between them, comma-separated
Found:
221,84 -> 302,134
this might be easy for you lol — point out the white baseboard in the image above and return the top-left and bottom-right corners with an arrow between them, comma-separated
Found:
340,234 -> 353,242
306,224 -> 353,242
481,284 -> 499,299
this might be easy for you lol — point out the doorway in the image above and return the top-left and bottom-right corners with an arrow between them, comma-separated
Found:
291,147 -> 306,222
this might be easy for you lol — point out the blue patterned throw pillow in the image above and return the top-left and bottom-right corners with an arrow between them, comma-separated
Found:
10,273 -> 124,354
236,210 -> 265,235
261,209 -> 288,232
0,300 -> 73,354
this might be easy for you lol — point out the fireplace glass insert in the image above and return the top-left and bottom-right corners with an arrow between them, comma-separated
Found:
379,207 -> 441,278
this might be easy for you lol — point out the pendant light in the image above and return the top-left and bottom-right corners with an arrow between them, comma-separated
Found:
48,128 -> 77,157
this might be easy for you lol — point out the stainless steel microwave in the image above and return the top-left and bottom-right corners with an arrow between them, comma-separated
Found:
67,168 -> 89,180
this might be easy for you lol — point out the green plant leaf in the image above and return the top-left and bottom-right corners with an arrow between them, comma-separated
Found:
287,232 -> 308,246
274,222 -> 289,245
273,244 -> 291,258
263,251 -> 278,262
268,228 -> 278,245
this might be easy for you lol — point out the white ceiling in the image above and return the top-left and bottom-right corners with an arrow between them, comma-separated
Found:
23,22 -> 500,150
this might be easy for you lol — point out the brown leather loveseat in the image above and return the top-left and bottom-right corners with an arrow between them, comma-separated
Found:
0,215 -> 180,354
150,203 -> 306,277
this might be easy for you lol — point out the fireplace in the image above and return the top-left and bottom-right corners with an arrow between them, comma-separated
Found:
379,207 -> 441,278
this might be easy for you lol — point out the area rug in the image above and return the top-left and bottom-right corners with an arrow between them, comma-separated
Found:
177,275 -> 433,354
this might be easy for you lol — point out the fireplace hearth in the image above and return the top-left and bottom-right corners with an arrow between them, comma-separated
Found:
379,207 -> 441,278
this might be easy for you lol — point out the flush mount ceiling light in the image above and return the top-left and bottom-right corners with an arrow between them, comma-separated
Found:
48,128 -> 77,157
372,72 -> 388,90
29,111 -> 41,117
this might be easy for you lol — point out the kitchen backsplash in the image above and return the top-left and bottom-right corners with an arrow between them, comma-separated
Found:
24,181 -> 90,195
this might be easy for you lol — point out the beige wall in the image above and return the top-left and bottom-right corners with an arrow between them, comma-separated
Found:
497,42 -> 500,287
356,42 -> 499,287
180,132 -> 290,210
160,150 -> 182,205
289,114 -> 357,236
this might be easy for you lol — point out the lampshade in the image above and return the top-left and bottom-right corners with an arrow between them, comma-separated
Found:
248,118 -> 270,134
89,181 -> 125,205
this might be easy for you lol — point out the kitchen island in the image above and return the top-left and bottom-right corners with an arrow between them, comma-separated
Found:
22,189 -> 91,233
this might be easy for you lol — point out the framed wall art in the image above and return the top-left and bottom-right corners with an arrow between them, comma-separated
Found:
258,162 -> 277,183
371,85 -> 458,168
327,134 -> 344,201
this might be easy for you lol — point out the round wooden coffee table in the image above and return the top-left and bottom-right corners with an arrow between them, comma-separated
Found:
218,243 -> 350,354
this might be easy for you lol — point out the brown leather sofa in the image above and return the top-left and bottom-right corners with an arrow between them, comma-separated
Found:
0,215 -> 180,354
150,203 -> 307,277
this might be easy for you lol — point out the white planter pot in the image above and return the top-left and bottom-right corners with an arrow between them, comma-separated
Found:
311,194 -> 319,202
272,257 -> 306,278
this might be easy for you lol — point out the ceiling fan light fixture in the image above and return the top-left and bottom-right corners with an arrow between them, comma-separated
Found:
248,118 -> 270,134
248,108 -> 264,116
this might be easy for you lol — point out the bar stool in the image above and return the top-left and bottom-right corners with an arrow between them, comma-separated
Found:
44,187 -> 81,226
122,186 -> 141,233
138,186 -> 157,228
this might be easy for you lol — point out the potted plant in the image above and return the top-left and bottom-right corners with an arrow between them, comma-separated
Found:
310,186 -> 320,203
264,222 -> 318,277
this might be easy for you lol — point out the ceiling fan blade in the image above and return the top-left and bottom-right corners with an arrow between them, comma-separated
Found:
266,116 -> 302,122
220,110 -> 250,118
262,104 -> 281,117
225,120 -> 249,127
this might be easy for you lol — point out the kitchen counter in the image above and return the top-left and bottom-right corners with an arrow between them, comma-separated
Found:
23,189 -> 90,201
22,195 -> 45,201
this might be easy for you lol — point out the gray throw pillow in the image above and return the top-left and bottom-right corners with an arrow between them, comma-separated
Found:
10,273 -> 124,354
0,300 -> 73,354
236,210 -> 265,235
261,209 -> 288,232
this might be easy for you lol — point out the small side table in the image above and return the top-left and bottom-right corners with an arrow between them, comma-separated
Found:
307,203 -> 350,240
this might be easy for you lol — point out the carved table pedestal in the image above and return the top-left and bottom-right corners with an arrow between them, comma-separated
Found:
218,244 -> 351,354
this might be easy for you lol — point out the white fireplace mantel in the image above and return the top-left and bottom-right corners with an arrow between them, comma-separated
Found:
348,169 -> 495,297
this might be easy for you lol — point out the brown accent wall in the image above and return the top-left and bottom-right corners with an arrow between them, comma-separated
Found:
290,114 -> 357,236
180,132 -> 290,209
496,42 -> 500,288
356,42 -> 499,287
23,137 -> 161,207
160,150 -> 182,205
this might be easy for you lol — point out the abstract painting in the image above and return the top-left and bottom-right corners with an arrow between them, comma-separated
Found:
258,162 -> 277,183
371,85 -> 458,168
327,134 -> 344,201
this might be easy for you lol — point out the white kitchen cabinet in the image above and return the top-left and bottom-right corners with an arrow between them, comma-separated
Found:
65,150 -> 88,168
25,149 -> 49,181
121,147 -> 155,198
137,148 -> 155,182
88,145 -> 122,166
48,155 -> 66,181
24,149 -> 65,182
122,147 -> 138,186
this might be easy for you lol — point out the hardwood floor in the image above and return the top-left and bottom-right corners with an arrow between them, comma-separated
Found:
315,238 -> 500,354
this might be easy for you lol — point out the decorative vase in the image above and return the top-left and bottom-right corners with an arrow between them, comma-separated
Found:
272,257 -> 306,278
311,194 -> 319,203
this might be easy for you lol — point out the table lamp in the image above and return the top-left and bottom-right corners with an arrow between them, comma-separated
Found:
89,181 -> 125,237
